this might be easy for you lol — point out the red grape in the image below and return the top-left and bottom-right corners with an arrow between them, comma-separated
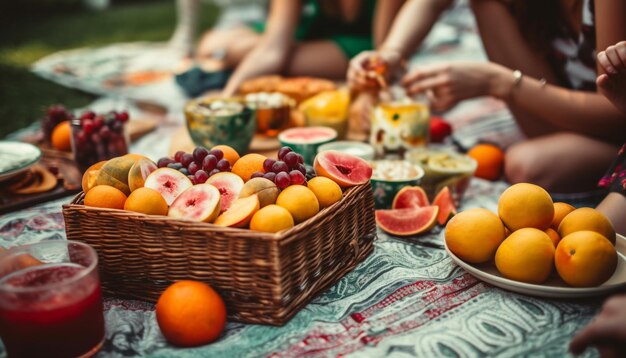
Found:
188,175 -> 197,185
296,164 -> 306,176
93,115 -> 105,129
275,172 -> 290,189
297,154 -> 304,164
118,111 -> 129,122
284,152 -> 299,168
195,170 -> 209,183
181,153 -> 194,167
99,126 -> 111,140
251,171 -> 265,179
263,172 -> 277,182
174,151 -> 186,162
82,119 -> 95,136
289,170 -> 305,185
80,111 -> 96,121
271,161 -> 289,174
263,158 -> 276,172
278,146 -> 293,159
210,149 -> 224,161
209,169 -> 221,177
203,154 -> 217,172
188,162 -> 199,175
216,159 -> 230,171
193,147 -> 209,163
157,157 -> 174,168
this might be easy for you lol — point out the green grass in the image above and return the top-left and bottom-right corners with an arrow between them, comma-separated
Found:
0,1 -> 219,138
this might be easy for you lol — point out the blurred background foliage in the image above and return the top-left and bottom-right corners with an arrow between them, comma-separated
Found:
0,0 -> 220,138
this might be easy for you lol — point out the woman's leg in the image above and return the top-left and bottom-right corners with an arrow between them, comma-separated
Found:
284,40 -> 350,79
469,0 -> 562,137
195,26 -> 261,68
505,132 -> 619,193
597,193 -> 626,236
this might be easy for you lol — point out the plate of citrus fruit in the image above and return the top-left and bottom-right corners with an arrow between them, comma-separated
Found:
444,183 -> 626,298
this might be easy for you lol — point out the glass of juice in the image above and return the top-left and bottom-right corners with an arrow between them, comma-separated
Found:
370,89 -> 430,159
0,241 -> 105,358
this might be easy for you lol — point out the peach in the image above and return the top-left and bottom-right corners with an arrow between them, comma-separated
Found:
205,172 -> 244,212
128,158 -> 157,192
168,184 -> 221,222
239,178 -> 279,207
214,194 -> 260,228
144,168 -> 193,205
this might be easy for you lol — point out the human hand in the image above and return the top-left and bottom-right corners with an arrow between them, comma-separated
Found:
347,49 -> 403,91
596,42 -> 626,114
401,62 -> 510,111
570,294 -> 626,357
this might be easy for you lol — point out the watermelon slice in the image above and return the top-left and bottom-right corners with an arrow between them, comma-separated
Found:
432,186 -> 457,226
392,186 -> 429,209
375,206 -> 439,236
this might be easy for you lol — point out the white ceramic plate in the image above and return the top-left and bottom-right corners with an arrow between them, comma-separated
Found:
445,233 -> 626,298
0,141 -> 42,182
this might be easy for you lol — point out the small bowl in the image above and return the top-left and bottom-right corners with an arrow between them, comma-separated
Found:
245,92 -> 295,137
317,141 -> 375,161
278,127 -> 337,165
370,160 -> 425,209
406,147 -> 477,205
185,97 -> 256,154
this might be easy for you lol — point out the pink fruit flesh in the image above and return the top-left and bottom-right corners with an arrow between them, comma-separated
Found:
432,186 -> 457,225
316,150 -> 372,186
375,206 -> 439,236
145,169 -> 192,205
169,185 -> 220,222
392,186 -> 430,209
281,127 -> 336,142
206,173 -> 244,212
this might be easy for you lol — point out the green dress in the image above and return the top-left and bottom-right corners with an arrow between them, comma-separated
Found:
250,0 -> 376,59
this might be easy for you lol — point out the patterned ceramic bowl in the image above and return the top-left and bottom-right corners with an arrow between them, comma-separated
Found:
185,97 -> 256,154
370,160 -> 425,209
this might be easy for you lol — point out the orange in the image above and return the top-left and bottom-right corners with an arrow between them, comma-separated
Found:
545,228 -> 561,247
156,280 -> 227,347
555,231 -> 617,287
84,185 -> 127,209
558,207 -> 616,245
495,228 -> 555,284
51,121 -> 72,151
551,202 -> 575,230
276,185 -> 319,223
231,153 -> 267,182
124,187 -> 168,215
467,143 -> 504,181
211,145 -> 240,167
307,177 -> 343,209
250,205 -> 294,233
444,208 -> 505,264
498,183 -> 554,231
81,160 -> 107,193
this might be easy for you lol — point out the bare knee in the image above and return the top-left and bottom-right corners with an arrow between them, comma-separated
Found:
504,143 -> 547,187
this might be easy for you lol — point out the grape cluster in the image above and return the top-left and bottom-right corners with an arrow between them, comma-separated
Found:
42,105 -> 73,142
157,147 -> 230,185
251,146 -> 306,189
73,110 -> 129,170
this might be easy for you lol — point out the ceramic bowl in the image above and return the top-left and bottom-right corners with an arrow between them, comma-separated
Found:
370,160 -> 425,209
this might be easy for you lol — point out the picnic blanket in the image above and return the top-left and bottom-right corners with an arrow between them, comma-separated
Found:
0,179 -> 600,358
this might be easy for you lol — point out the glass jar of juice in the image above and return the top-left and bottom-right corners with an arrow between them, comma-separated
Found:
245,92 -> 295,137
0,241 -> 105,358
369,92 -> 430,159
70,111 -> 130,172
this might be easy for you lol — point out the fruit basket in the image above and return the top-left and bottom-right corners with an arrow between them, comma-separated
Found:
62,182 -> 376,326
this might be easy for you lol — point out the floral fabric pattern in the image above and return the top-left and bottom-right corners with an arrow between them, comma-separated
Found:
598,143 -> 626,194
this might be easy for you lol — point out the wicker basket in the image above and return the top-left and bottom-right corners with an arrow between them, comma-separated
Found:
62,183 -> 376,326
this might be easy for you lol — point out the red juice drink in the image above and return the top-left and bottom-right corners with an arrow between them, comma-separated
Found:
0,242 -> 105,358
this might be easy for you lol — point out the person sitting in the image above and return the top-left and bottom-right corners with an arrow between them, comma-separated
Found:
350,0 -> 626,193
190,0 -> 405,97
569,41 -> 626,358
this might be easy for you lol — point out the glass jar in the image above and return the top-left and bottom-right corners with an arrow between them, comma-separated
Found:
70,112 -> 129,172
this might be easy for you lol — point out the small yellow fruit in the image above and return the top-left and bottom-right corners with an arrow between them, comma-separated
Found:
558,207 -> 616,245
276,186 -> 319,224
444,208 -> 505,264
498,183 -> 554,231
307,177 -> 342,209
124,187 -> 169,216
555,231 -> 617,287
551,202 -> 575,230
495,228 -> 555,284
250,205 -> 294,233
544,228 -> 561,248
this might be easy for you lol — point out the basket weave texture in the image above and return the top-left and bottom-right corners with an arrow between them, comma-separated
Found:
63,183 -> 376,326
